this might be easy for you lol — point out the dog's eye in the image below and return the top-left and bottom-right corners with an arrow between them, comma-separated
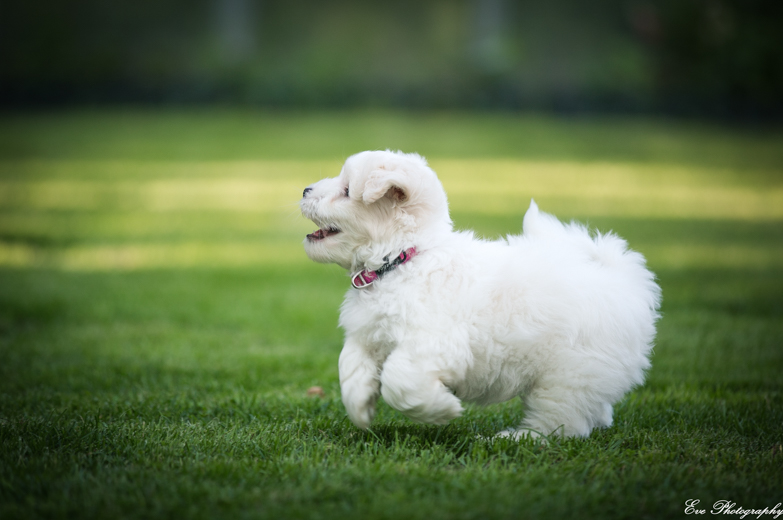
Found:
344,186 -> 350,197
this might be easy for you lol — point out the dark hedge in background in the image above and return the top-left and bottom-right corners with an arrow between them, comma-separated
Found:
1,0 -> 781,119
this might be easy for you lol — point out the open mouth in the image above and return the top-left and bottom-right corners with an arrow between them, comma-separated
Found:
306,227 -> 340,241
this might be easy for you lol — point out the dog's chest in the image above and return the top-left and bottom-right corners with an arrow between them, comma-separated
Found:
340,286 -> 424,348
343,296 -> 398,340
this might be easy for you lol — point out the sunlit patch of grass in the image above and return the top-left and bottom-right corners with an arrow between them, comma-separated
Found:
0,159 -> 781,270
436,160 -> 783,219
0,161 -> 328,211
2,240 -> 781,271
0,178 -> 305,212
0,241 -> 308,270
2,159 -> 781,219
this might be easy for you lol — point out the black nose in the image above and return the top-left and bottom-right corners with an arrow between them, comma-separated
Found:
303,187 -> 313,198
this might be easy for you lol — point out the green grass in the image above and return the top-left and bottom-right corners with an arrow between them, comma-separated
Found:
0,109 -> 782,519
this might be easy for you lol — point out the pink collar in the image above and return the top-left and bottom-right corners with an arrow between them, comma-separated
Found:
351,247 -> 418,289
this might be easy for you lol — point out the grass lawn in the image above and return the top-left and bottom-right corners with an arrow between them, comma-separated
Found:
0,109 -> 781,519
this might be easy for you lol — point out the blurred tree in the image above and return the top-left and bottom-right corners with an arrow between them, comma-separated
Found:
0,0 -> 780,118
216,0 -> 257,65
649,0 -> 783,117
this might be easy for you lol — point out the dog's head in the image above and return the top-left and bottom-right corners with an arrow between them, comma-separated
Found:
300,150 -> 451,270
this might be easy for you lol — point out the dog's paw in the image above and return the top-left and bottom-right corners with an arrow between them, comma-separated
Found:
403,404 -> 463,425
395,386 -> 464,425
345,400 -> 376,429
493,428 -> 547,443
342,381 -> 378,429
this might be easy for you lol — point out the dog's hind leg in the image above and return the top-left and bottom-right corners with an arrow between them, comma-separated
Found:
513,378 -> 615,438
339,337 -> 382,429
379,349 -> 464,425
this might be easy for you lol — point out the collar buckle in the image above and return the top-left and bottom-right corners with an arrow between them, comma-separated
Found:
350,271 -> 376,289
350,247 -> 417,290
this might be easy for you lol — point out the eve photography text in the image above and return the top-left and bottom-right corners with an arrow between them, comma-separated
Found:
685,500 -> 783,519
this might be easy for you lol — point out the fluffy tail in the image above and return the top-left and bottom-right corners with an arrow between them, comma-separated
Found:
522,198 -> 563,237
522,199 -> 539,233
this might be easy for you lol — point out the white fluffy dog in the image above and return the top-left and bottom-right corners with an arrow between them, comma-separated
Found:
300,150 -> 660,439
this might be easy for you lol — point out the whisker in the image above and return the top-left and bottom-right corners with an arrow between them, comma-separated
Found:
284,207 -> 304,220
277,201 -> 302,210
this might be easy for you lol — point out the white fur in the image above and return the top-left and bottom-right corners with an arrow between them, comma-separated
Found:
300,150 -> 661,438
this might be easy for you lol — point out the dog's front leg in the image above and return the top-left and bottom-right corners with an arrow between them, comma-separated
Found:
339,337 -> 382,429
379,349 -> 464,425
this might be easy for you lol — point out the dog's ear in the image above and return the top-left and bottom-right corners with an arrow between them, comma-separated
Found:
362,169 -> 409,205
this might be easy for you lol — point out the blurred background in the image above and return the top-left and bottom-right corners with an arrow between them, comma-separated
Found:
2,0 -> 782,119
1,2 -> 782,517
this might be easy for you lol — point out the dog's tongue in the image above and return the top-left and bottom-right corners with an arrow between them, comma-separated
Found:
307,228 -> 339,240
